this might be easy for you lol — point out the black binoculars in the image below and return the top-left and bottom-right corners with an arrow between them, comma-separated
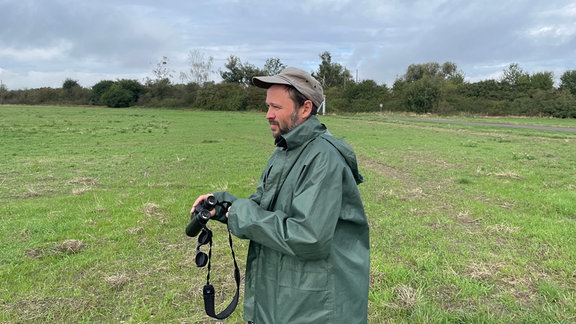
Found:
186,195 -> 217,238
184,196 -> 239,319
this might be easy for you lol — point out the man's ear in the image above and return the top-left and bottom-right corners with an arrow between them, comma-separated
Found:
300,100 -> 313,119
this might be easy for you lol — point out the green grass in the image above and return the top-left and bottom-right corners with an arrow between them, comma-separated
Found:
1,106 -> 575,323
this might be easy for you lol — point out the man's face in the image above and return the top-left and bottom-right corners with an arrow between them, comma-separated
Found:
265,85 -> 303,139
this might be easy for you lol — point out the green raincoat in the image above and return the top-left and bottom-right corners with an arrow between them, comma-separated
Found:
213,115 -> 369,323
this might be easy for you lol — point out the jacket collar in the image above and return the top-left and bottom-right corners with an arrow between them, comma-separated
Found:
275,115 -> 326,150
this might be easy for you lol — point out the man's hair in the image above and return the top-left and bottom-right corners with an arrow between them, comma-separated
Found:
284,85 -> 318,115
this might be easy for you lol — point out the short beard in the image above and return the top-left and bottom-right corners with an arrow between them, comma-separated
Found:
281,108 -> 301,135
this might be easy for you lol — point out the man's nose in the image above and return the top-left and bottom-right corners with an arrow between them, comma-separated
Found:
265,108 -> 274,119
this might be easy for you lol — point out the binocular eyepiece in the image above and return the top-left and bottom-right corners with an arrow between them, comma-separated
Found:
186,195 -> 217,237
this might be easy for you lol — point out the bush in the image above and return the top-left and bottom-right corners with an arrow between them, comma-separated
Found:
194,82 -> 248,111
91,80 -> 115,105
542,90 -> 576,118
405,78 -> 440,113
101,85 -> 135,108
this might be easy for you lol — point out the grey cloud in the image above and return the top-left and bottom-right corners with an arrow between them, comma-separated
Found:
0,0 -> 575,89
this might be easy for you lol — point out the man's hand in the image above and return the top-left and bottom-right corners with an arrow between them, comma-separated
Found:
191,194 -> 216,217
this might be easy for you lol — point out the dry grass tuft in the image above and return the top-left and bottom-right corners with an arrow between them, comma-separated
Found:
142,202 -> 162,216
126,227 -> 144,235
22,186 -> 42,198
55,239 -> 87,253
393,284 -> 418,309
105,274 -> 130,290
72,187 -> 90,195
487,223 -> 519,233
465,261 -> 503,281
142,202 -> 169,225
457,211 -> 481,224
69,177 -> 99,186
24,239 -> 87,258
24,247 -> 45,258
69,177 -> 98,195
493,172 -> 523,180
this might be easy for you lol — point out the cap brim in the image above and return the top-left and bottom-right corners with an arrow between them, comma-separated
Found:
252,75 -> 292,89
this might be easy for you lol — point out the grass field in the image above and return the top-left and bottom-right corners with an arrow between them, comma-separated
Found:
1,105 -> 575,323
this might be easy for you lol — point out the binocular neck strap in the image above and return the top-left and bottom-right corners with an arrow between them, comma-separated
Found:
202,226 -> 240,320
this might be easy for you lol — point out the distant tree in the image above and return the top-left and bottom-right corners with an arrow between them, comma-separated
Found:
392,78 -> 407,94
405,62 -> 440,82
263,58 -> 286,76
220,55 -> 266,85
63,78 -> 80,90
0,81 -> 7,104
145,56 -> 174,99
560,70 -> 576,96
397,62 -> 464,113
313,51 -> 353,88
220,55 -> 245,84
404,62 -> 464,83
61,78 -> 89,103
530,71 -> 554,91
150,56 -> 173,82
183,49 -> 214,85
441,62 -> 465,84
243,63 -> 267,84
501,63 -> 530,89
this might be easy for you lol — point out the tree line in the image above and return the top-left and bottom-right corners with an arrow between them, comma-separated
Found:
1,51 -> 575,118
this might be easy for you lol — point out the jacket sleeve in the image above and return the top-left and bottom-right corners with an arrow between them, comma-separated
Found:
227,148 -> 346,261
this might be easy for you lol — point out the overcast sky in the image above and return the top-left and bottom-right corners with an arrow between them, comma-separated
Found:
1,0 -> 575,90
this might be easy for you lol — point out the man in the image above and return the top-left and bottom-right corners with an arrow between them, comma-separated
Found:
191,67 -> 370,323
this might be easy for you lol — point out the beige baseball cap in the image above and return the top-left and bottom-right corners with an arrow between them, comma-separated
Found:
252,67 -> 324,109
